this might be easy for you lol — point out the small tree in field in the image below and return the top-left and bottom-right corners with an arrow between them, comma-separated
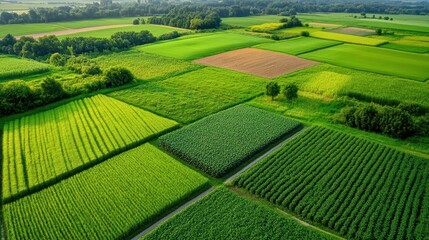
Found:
266,82 -> 280,100
283,83 -> 298,101
104,67 -> 134,87
375,28 -> 382,35
133,19 -> 140,25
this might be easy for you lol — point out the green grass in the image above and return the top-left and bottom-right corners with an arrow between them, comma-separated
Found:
310,31 -> 386,46
256,37 -> 342,55
137,32 -> 273,60
275,64 -> 429,108
380,43 -> 429,53
159,105 -> 301,177
222,15 -> 285,27
0,17 -> 136,38
58,24 -> 188,39
0,55 -> 51,80
3,143 -> 209,240
107,67 -> 267,123
143,187 -> 334,240
94,50 -> 200,81
301,44 -> 429,81
2,94 -> 178,202
235,126 -> 429,240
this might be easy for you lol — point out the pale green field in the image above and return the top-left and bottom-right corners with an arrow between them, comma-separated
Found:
256,37 -> 342,55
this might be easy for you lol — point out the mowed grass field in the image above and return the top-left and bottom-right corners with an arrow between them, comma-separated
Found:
310,31 -> 387,46
3,144 -> 208,240
255,37 -> 342,55
301,44 -> 429,81
108,67 -> 267,123
58,24 -> 188,39
2,95 -> 178,202
381,43 -> 429,53
137,33 -> 273,60
235,126 -> 429,240
95,50 -> 200,81
0,17 -> 136,37
143,188 -> 333,240
0,55 -> 51,80
159,105 -> 301,177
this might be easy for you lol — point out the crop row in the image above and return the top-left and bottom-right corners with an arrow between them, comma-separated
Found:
235,126 -> 429,240
3,144 -> 209,240
160,105 -> 302,177
143,187 -> 332,240
2,94 -> 178,202
0,55 -> 50,80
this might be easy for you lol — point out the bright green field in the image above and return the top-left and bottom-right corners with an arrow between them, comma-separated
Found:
95,50 -> 200,81
143,188 -> 333,240
301,44 -> 429,81
137,33 -> 273,60
310,31 -> 387,46
108,67 -> 267,123
159,105 -> 301,177
222,15 -> 285,27
0,17 -> 136,38
256,37 -> 342,55
380,43 -> 429,53
58,24 -> 188,39
276,64 -> 429,108
3,143 -> 208,240
0,55 -> 51,80
2,94 -> 178,202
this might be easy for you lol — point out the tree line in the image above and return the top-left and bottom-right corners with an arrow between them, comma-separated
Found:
0,0 -> 427,25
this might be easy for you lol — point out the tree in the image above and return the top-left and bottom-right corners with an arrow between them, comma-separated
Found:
49,53 -> 67,66
266,82 -> 280,100
375,28 -> 382,35
283,84 -> 298,101
40,77 -> 67,102
379,107 -> 415,139
133,18 -> 140,25
104,66 -> 134,87
301,31 -> 310,37
141,18 -> 145,24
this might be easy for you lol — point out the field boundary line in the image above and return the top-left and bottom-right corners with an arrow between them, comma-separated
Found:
131,186 -> 216,240
225,126 -> 306,183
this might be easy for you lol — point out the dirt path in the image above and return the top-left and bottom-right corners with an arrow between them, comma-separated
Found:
15,24 -> 132,39
131,187 -> 216,240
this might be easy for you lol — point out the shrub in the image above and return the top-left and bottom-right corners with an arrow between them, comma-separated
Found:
104,66 -> 134,87
0,80 -> 36,115
301,31 -> 310,37
133,19 -> 140,25
40,77 -> 67,102
378,107 -> 415,139
397,102 -> 427,116
49,53 -> 67,66
157,31 -> 181,41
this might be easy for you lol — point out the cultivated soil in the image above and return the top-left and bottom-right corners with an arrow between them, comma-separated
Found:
15,24 -> 132,39
328,27 -> 375,36
308,22 -> 342,28
194,48 -> 319,78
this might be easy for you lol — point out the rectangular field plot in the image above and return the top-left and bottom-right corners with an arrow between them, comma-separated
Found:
328,27 -> 375,36
311,31 -> 386,46
159,105 -> 302,177
256,37 -> 342,55
301,44 -> 429,81
95,50 -> 200,81
108,67 -> 266,123
381,43 -> 429,54
0,55 -> 50,80
235,126 -> 429,240
143,188 -> 332,240
136,33 -> 272,60
3,144 -> 208,240
2,94 -> 178,202
194,48 -> 319,78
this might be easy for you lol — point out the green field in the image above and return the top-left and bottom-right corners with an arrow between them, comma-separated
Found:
235,126 -> 429,240
58,24 -> 188,39
381,43 -> 429,53
159,105 -> 301,177
108,67 -> 267,123
256,37 -> 342,55
310,31 -> 386,46
0,55 -> 51,80
301,44 -> 429,81
95,50 -> 200,81
143,187 -> 333,240
3,144 -> 208,240
276,64 -> 429,107
2,94 -> 177,202
137,33 -> 273,60
222,15 -> 285,27
0,17 -> 136,38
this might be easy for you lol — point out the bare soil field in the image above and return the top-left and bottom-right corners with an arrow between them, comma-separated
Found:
328,27 -> 375,36
16,24 -> 132,39
194,48 -> 319,78
308,22 -> 342,29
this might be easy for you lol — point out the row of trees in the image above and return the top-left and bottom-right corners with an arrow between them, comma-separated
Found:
1,0 -> 427,25
266,82 -> 298,101
339,104 -> 429,139
147,7 -> 222,29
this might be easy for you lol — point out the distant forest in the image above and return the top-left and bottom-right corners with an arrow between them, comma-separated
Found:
0,0 -> 428,27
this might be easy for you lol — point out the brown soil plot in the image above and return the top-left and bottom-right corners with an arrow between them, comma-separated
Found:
308,22 -> 342,29
328,27 -> 375,36
194,48 -> 319,78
